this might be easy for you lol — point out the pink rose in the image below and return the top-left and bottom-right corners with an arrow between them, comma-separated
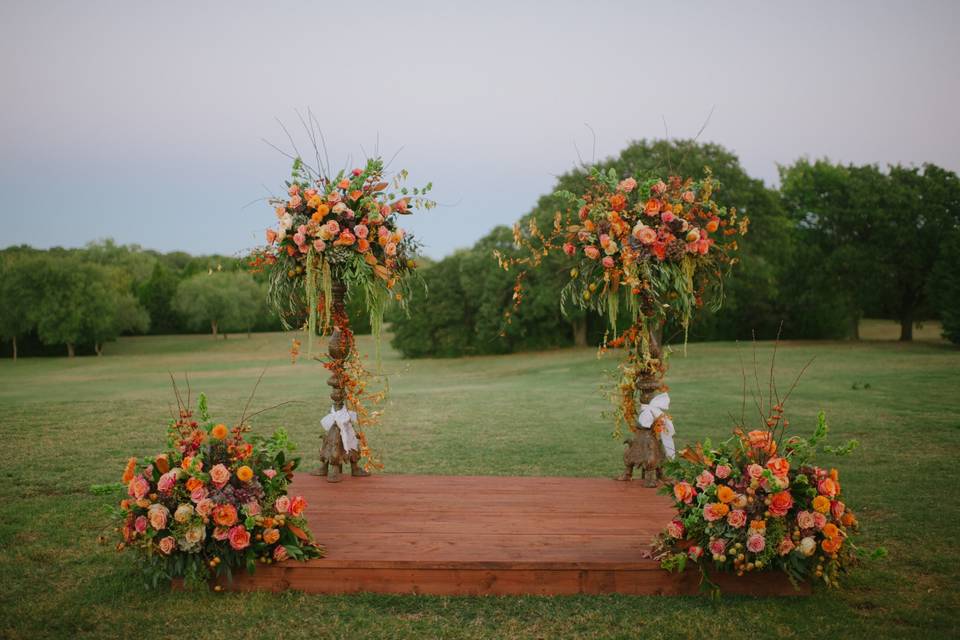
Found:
698,239 -> 710,255
158,536 -> 176,555
244,501 -> 261,516
601,256 -> 615,269
797,511 -> 816,529
228,525 -> 251,551
327,191 -> 341,204
666,519 -> 685,539
273,545 -> 289,562
562,242 -> 575,257
195,498 -> 214,518
831,500 -> 845,520
289,195 -> 302,208
812,512 -> 827,530
688,545 -> 704,560
651,180 -> 667,195
746,533 -> 766,554
618,177 -> 637,193
127,476 -> 149,500
778,537 -> 796,556
209,464 -> 231,488
288,184 -> 300,196
263,469 -> 277,479
304,187 -> 317,197
325,220 -> 340,236
353,224 -> 369,239
583,246 -> 600,260
709,539 -> 727,557
190,486 -> 208,504
726,509 -> 747,528
747,464 -> 764,480
289,495 -> 307,517
380,204 -> 392,216
274,495 -> 290,514
385,242 -> 398,256
682,190 -> 695,203
134,515 -> 148,534
599,234 -> 611,249
633,225 -> 657,245
213,526 -> 230,541
148,504 -> 169,531
156,471 -> 177,494
293,232 -> 306,246
661,211 -> 675,224
313,239 -> 326,252
695,470 -> 715,490
715,464 -> 731,479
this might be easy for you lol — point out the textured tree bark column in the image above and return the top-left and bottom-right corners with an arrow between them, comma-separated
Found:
315,276 -> 370,483
617,326 -> 666,485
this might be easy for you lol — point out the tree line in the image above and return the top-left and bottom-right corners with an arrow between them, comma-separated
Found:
388,140 -> 960,357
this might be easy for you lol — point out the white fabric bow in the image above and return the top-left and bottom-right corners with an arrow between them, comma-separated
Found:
320,405 -> 359,453
637,392 -> 676,459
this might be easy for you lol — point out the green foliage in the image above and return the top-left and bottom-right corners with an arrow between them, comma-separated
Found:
932,229 -> 960,343
172,271 -> 265,337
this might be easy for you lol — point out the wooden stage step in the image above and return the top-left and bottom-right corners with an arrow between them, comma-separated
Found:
215,474 -> 808,596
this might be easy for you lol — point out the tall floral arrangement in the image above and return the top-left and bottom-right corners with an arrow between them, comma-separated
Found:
500,168 -> 747,439
114,392 -> 323,588
252,156 -> 434,345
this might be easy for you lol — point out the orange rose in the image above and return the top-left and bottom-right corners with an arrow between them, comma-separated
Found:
822,523 -> 839,539
812,495 -> 831,514
821,537 -> 842,553
122,457 -> 137,484
818,477 -> 839,498
716,485 -> 735,504
841,512 -> 857,527
749,519 -> 767,531
212,504 -> 238,527
768,490 -> 794,517
236,466 -> 254,483
154,454 -> 170,474
348,190 -> 363,202
185,477 -> 204,493
673,481 -> 696,504
766,456 -> 789,477
182,456 -> 193,470
356,238 -> 370,253
211,424 -> 228,440
747,430 -> 773,450
644,198 -> 661,215
338,178 -> 350,189
608,193 -> 626,212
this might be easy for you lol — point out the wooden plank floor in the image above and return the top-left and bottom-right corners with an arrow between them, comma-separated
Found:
215,474 -> 808,596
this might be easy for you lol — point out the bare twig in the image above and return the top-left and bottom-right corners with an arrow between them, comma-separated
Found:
238,367 -> 268,428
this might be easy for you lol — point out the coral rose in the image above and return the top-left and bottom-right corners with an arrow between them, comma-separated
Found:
673,481 -> 696,504
644,199 -> 661,216
703,502 -> 730,522
158,536 -> 176,555
822,523 -> 839,540
768,491 -> 794,517
122,457 -> 137,484
821,537 -> 842,553
716,485 -> 735,504
818,477 -> 839,498
601,256 -> 615,269
211,423 -> 228,440
212,503 -> 238,527
228,525 -> 251,551
195,498 -> 214,518
134,515 -> 148,534
209,463 -> 231,488
666,519 -> 685,538
273,545 -> 289,562
696,470 -> 715,490
185,476 -> 204,493
562,242 -> 575,256
766,457 -> 789,477
608,193 -> 627,212
726,509 -> 747,528
583,246 -> 601,260
236,466 -> 254,483
263,528 -> 280,545
747,430 -> 773,451
289,496 -> 307,517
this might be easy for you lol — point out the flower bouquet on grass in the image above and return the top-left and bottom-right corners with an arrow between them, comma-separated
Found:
654,401 -> 876,590
114,391 -> 323,589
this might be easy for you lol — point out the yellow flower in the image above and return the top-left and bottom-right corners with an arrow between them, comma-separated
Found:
236,465 -> 254,483
813,495 -> 831,514
211,424 -> 229,440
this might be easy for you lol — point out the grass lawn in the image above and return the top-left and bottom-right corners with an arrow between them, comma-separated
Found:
0,330 -> 958,639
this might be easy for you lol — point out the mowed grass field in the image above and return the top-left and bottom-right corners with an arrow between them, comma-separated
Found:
0,327 -> 958,639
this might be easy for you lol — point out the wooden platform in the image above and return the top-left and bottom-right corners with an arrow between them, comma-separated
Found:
214,474 -> 807,596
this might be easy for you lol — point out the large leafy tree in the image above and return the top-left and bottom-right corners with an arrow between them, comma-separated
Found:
173,271 -> 265,338
0,254 -> 41,360
780,160 -> 959,341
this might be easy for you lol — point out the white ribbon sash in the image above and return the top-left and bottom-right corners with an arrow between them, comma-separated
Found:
637,392 -> 676,459
320,405 -> 359,453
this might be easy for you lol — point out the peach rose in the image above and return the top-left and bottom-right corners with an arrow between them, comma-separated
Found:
353,224 -> 369,239
747,430 -> 773,451
228,525 -> 251,551
651,180 -> 667,195
617,177 -> 637,193
747,464 -> 764,480
288,184 -> 299,196
583,246 -> 600,260
812,512 -> 827,529
289,496 -> 307,517
818,478 -> 839,498
195,498 -> 214,518
768,491 -> 794,517
695,470 -> 715,490
673,481 -> 696,504
209,464 -> 231,488
148,504 -> 169,531
266,228 -> 278,244
726,509 -> 747,528
274,495 -> 290,514
778,537 -> 796,556
831,500 -> 845,520
263,528 -> 281,545
127,476 -> 149,500
797,511 -> 816,529
682,190 -> 695,203
212,503 -> 238,527
213,526 -> 230,541
644,199 -> 661,216
158,536 -> 176,555
289,195 -> 302,208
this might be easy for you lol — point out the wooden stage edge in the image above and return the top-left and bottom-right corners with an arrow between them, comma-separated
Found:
199,474 -> 810,597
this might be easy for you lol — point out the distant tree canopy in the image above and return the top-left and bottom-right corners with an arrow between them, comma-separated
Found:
173,271 -> 265,338
391,139 -> 960,357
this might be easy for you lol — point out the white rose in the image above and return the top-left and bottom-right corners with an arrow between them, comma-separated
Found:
185,525 -> 205,545
332,202 -> 347,214
799,536 -> 816,557
280,213 -> 293,230
174,503 -> 194,524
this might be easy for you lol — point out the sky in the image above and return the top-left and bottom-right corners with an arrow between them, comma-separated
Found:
1,0 -> 958,259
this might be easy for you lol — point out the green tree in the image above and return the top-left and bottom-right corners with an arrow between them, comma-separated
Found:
931,229 -> 960,344
780,160 -> 960,341
0,254 -> 40,360
138,262 -> 183,334
173,271 -> 264,338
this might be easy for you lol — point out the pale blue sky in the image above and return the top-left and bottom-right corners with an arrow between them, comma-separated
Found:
1,0 -> 958,259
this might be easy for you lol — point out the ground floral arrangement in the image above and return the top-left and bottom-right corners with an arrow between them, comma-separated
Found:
113,391 -> 323,588
500,168 -> 746,438
654,396 -> 882,590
